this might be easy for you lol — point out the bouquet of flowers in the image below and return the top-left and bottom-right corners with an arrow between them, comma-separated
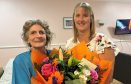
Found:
33,47 -> 106,84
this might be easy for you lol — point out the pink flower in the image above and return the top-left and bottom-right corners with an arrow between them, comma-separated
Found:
91,69 -> 98,80
96,35 -> 102,42
43,57 -> 49,63
41,63 -> 57,79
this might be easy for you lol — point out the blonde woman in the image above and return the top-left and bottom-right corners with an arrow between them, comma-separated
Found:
66,2 -> 119,84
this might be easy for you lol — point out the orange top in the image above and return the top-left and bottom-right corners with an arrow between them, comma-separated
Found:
31,49 -> 47,64
31,48 -> 48,84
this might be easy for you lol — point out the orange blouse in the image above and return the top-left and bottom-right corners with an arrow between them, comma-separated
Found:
31,49 -> 48,84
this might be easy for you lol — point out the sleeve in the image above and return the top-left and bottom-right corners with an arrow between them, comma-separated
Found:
0,58 -> 14,84
12,55 -> 31,84
95,33 -> 120,56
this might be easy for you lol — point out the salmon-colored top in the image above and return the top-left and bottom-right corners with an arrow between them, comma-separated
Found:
31,48 -> 48,84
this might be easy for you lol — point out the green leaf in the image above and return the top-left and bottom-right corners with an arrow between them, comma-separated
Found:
67,72 -> 75,79
68,57 -> 73,67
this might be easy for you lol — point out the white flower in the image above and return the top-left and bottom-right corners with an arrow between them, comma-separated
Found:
83,68 -> 91,77
74,70 -> 79,75
79,74 -> 87,83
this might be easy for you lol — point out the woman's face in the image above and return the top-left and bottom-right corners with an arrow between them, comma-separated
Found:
74,7 -> 90,32
27,24 -> 46,49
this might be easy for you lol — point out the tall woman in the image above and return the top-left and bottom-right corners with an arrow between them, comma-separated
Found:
66,2 -> 119,84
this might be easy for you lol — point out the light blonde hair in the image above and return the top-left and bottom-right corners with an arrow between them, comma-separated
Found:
73,2 -> 96,42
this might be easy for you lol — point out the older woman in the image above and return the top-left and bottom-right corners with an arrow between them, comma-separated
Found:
12,19 -> 52,84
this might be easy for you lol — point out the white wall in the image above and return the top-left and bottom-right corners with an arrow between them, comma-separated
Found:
0,0 -> 131,67
0,0 -> 87,67
88,1 -> 131,54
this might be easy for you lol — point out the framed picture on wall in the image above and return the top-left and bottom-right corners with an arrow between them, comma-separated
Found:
63,17 -> 73,29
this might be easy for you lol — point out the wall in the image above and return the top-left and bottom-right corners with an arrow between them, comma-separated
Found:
0,0 -> 87,67
0,0 -> 131,67
88,1 -> 131,54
